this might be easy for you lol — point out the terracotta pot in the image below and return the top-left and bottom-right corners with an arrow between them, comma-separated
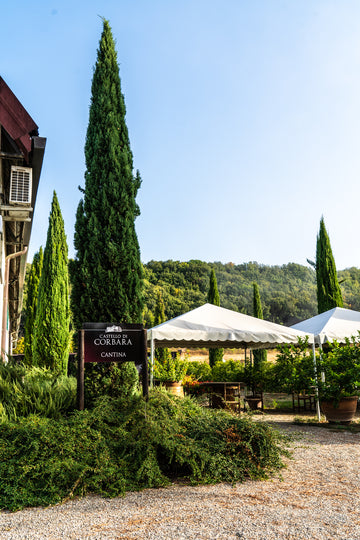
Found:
163,381 -> 184,397
245,396 -> 262,410
320,396 -> 358,424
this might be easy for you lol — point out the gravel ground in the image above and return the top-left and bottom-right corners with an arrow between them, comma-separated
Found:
0,413 -> 359,539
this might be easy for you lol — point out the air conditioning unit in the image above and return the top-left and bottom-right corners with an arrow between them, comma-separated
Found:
9,166 -> 32,205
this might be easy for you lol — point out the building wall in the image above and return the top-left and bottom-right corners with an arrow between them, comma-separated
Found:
0,217 -> 5,355
0,78 -> 45,359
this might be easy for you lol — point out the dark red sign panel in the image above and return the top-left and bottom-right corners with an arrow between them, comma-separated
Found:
83,325 -> 144,364
77,323 -> 148,410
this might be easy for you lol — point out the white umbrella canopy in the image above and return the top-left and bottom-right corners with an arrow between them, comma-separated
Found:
291,307 -> 360,345
148,303 -> 313,349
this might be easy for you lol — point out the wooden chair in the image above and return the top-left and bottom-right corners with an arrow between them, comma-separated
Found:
292,391 -> 316,413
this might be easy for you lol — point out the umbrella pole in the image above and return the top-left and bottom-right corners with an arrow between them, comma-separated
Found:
312,340 -> 321,421
319,343 -> 325,382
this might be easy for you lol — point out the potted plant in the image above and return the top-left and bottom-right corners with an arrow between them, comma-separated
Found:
318,337 -> 360,424
244,361 -> 264,410
183,361 -> 212,397
154,351 -> 188,397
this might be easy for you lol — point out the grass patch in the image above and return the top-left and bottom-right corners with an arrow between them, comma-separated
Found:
293,416 -> 360,432
0,389 -> 290,511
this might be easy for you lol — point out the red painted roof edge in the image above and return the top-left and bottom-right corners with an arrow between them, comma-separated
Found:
0,76 -> 39,159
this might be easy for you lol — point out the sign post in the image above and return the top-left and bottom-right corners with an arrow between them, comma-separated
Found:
77,329 -> 85,411
77,323 -> 148,410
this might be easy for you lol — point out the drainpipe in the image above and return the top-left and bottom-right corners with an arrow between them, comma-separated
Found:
1,246 -> 28,361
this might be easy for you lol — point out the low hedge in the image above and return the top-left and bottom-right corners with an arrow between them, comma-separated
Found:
0,389 -> 290,511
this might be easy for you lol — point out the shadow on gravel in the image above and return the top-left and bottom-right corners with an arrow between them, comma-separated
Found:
249,409 -> 360,442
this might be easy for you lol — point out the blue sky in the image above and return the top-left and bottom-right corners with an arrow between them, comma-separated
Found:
2,1 -> 360,269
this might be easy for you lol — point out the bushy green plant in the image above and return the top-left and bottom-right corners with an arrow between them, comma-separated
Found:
154,352 -> 188,382
318,337 -> 360,404
0,361 -> 76,421
272,337 -> 315,395
244,360 -> 266,396
83,361 -> 139,407
186,361 -> 212,381
259,362 -> 280,392
0,390 -> 289,511
12,336 -> 25,355
211,359 -> 244,382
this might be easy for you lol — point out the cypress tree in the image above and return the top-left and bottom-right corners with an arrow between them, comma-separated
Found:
316,217 -> 343,313
252,282 -> 267,367
154,290 -> 166,326
32,192 -> 71,374
208,269 -> 220,306
71,18 -> 143,329
207,269 -> 223,367
154,290 -> 168,363
70,19 -> 143,398
24,247 -> 43,365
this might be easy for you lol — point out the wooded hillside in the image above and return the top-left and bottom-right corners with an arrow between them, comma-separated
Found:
143,260 -> 360,327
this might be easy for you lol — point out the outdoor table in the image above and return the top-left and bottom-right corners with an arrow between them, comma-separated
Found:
196,381 -> 245,413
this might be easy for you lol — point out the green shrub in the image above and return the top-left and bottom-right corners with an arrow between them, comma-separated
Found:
318,337 -> 360,404
243,360 -> 275,395
260,362 -> 278,392
0,390 -> 289,511
272,338 -> 315,395
0,361 -> 76,421
154,352 -> 188,382
212,359 -> 244,382
83,361 -> 139,407
186,360 -> 212,381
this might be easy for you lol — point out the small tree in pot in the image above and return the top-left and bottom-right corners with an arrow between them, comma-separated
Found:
154,351 -> 188,397
318,337 -> 360,423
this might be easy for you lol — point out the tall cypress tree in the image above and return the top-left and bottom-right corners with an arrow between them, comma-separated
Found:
24,247 -> 43,365
71,19 -> 143,329
154,290 -> 166,326
154,290 -> 168,363
207,269 -> 223,367
316,217 -> 343,313
252,282 -> 267,367
70,19 -> 143,399
32,192 -> 71,374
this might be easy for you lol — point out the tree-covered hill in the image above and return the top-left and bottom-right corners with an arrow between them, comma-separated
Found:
143,260 -> 360,327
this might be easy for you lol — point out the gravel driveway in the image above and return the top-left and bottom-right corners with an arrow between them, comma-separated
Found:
0,413 -> 359,540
